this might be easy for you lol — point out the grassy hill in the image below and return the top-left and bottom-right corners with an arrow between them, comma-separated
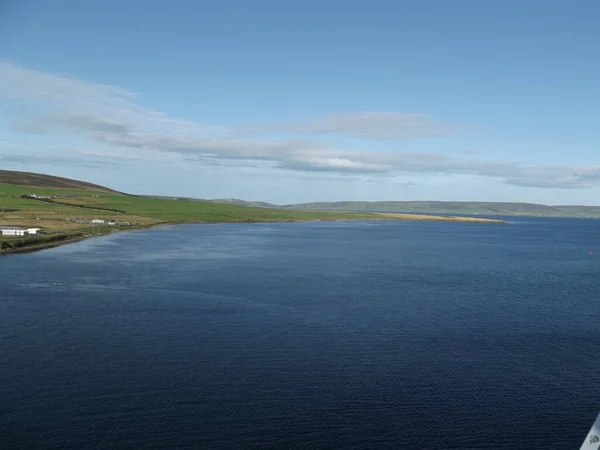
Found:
0,171 -> 504,254
287,201 -> 600,218
210,198 -> 277,208
212,199 -> 600,218
0,170 -> 119,193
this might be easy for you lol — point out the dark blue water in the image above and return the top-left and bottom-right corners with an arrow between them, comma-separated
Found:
2,218 -> 600,449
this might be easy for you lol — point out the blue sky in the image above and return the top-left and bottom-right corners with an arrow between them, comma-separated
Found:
1,0 -> 599,204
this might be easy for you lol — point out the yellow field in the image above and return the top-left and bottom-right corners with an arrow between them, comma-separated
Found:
374,213 -> 504,223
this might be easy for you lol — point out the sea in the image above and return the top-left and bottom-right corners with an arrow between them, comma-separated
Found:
2,217 -> 600,449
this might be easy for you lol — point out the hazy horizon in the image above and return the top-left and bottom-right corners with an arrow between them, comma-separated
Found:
1,1 -> 599,205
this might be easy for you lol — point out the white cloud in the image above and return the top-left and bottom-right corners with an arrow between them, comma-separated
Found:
0,152 -> 117,168
241,112 -> 456,140
1,60 -> 599,190
0,60 -> 135,107
0,61 -> 227,137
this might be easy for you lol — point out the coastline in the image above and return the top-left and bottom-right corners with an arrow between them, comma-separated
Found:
372,212 -> 505,223
1,235 -> 89,255
0,223 -> 157,256
0,215 -> 505,256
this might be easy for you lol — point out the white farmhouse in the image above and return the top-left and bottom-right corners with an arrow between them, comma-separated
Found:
0,227 -> 27,236
0,227 -> 42,236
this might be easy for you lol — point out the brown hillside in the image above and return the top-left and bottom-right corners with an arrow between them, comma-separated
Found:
0,170 -> 118,192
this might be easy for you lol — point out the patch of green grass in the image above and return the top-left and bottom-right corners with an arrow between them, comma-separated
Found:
29,192 -> 395,223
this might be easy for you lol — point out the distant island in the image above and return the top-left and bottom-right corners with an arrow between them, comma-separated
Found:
0,170 -> 506,254
208,199 -> 600,218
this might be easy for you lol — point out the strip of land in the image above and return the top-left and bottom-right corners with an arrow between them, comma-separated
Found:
373,213 -> 505,223
0,170 -> 504,255
284,200 -> 600,218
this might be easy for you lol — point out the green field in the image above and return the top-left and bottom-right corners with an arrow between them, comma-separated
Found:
1,185 -> 417,223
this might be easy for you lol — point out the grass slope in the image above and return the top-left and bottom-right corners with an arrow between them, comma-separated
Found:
0,170 -> 118,193
210,198 -> 277,208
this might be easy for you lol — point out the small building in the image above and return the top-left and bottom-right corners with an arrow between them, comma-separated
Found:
90,219 -> 105,224
0,226 -> 27,236
25,194 -> 51,199
0,227 -> 42,236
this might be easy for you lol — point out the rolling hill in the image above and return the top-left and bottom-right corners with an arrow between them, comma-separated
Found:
0,170 -> 504,254
0,170 -> 119,193
203,199 -> 600,218
286,201 -> 600,218
210,198 -> 277,208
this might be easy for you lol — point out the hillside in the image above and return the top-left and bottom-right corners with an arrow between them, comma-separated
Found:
210,198 -> 277,208
141,196 -> 278,208
0,170 -> 504,254
0,170 -> 119,193
147,198 -> 600,218
287,201 -> 600,218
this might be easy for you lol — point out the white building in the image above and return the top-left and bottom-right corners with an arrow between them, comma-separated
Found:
0,227 -> 26,236
0,227 -> 42,236
90,219 -> 105,224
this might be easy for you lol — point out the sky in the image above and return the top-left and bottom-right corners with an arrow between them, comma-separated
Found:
0,0 -> 599,204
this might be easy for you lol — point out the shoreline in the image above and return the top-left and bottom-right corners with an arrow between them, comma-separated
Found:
1,235 -> 89,255
371,212 -> 505,223
0,215 -> 505,256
